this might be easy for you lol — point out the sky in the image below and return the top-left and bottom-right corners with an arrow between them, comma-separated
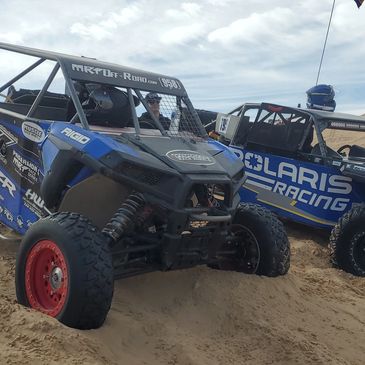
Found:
0,0 -> 364,114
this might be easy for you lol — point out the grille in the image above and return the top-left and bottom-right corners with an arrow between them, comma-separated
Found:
122,162 -> 163,185
185,183 -> 228,208
189,220 -> 209,228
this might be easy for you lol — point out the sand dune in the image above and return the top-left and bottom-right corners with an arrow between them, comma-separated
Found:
0,131 -> 364,364
0,223 -> 364,365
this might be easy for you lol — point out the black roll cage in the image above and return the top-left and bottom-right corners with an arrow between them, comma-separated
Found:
0,42 -> 207,138
233,102 -> 365,160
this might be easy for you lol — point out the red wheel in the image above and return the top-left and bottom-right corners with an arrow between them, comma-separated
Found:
16,213 -> 113,329
25,240 -> 68,317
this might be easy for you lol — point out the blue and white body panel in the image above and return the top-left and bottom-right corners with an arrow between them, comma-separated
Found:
230,146 -> 365,229
0,114 -> 243,235
0,117 -> 119,234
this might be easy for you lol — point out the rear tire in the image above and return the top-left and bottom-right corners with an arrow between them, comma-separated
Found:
16,212 -> 114,329
213,203 -> 290,277
330,205 -> 365,277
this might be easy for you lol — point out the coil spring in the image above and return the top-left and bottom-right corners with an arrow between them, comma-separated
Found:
103,192 -> 145,243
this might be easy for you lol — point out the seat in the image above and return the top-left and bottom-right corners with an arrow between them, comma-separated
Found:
311,143 -> 341,158
7,86 -> 70,109
0,86 -> 70,121
69,84 -> 140,128
349,145 -> 365,158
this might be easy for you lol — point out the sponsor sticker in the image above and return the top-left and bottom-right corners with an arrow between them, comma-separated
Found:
218,116 -> 230,134
12,150 -> 40,184
166,150 -> 215,165
230,147 -> 353,213
22,121 -> 45,143
3,207 -> 13,222
71,64 -> 158,86
16,215 -> 24,228
61,127 -> 90,144
0,126 -> 18,147
353,164 -> 365,172
0,170 -> 16,197
23,189 -> 51,218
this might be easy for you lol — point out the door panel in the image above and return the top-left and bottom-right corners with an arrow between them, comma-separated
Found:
0,114 -> 50,234
230,145 -> 364,229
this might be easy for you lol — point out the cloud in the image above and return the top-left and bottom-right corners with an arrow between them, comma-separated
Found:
161,23 -> 206,45
165,2 -> 201,19
0,32 -> 23,44
208,8 -> 295,45
70,4 -> 142,40
70,23 -> 113,41
181,2 -> 201,16
0,0 -> 364,114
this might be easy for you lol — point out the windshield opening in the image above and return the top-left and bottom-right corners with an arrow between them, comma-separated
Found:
234,105 -> 311,153
68,81 -> 206,140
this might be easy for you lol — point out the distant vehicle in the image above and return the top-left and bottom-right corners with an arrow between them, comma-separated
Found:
0,43 -> 290,329
200,102 -> 365,277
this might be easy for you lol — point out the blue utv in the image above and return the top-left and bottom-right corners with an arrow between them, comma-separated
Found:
205,102 -> 365,277
0,44 -> 290,329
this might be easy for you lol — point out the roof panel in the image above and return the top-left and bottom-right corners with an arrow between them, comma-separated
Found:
0,42 -> 186,96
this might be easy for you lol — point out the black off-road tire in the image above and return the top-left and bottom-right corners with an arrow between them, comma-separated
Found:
213,203 -> 290,276
329,205 -> 365,277
16,212 -> 114,329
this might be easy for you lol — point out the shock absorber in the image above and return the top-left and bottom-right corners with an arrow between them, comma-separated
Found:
103,192 -> 145,244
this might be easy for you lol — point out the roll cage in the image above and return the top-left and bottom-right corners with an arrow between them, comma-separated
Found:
231,102 -> 365,162
0,42 -> 206,139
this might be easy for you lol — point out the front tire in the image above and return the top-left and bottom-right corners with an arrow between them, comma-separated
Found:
16,212 -> 114,329
214,203 -> 290,276
330,205 -> 365,277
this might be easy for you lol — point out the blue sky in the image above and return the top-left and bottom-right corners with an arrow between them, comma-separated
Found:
0,0 -> 364,114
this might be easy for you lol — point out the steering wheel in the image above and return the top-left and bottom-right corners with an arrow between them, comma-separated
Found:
139,120 -> 155,129
337,144 -> 352,156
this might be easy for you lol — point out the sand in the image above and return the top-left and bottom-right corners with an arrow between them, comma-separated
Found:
0,131 -> 364,364
0,223 -> 364,365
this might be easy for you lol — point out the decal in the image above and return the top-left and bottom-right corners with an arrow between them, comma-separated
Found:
166,150 -> 215,165
330,121 -> 365,130
71,64 -> 159,86
218,116 -> 230,134
230,147 -> 353,213
23,189 -> 51,218
72,64 -> 119,78
0,171 -> 16,197
12,150 -> 40,184
3,207 -> 13,222
61,127 -> 90,144
0,125 -> 18,147
0,152 -> 7,165
353,164 -> 365,172
22,121 -> 45,143
16,215 -> 24,228
159,78 -> 181,90
123,73 -> 148,84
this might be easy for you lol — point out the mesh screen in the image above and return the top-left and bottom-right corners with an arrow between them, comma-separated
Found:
69,82 -> 206,139
138,91 -> 206,139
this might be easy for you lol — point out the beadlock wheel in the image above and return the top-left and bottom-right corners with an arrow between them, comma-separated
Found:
230,224 -> 260,274
210,203 -> 290,277
330,205 -> 365,277
352,232 -> 365,271
16,212 -> 114,329
25,240 -> 68,317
